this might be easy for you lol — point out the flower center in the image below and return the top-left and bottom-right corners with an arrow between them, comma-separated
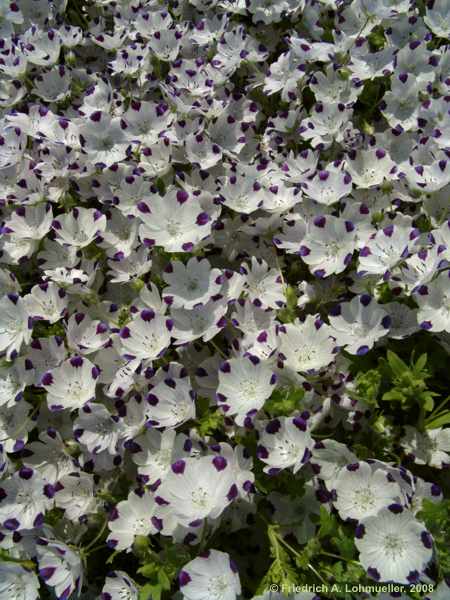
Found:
208,575 -> 230,599
383,533 -> 407,558
191,487 -> 211,509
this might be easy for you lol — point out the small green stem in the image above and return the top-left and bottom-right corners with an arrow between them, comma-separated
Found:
83,518 -> 108,554
209,339 -> 227,360
84,544 -> 107,557
272,527 -> 328,587
320,551 -> 360,566
425,396 -> 449,423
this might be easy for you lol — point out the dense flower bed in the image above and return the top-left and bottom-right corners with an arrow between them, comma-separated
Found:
0,0 -> 449,599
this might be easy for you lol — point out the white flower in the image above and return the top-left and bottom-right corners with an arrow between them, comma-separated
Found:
278,315 -> 335,372
0,400 -> 34,453
171,298 -> 228,345
424,0 -> 450,38
54,472 -> 97,521
401,426 -> 450,468
137,187 -> 218,253
329,295 -> 391,355
358,225 -> 416,279
74,403 -> 121,455
241,257 -> 285,310
179,549 -> 241,600
146,365 -> 196,429
119,309 -> 172,360
107,247 -> 152,283
381,75 -> 422,131
41,356 -> 100,412
311,439 -> 358,483
414,271 -> 450,333
24,336 -> 66,386
0,294 -> 32,360
23,430 -> 75,483
66,312 -> 109,355
157,455 -> 237,527
0,361 -> 32,408
403,157 -> 450,193
346,148 -> 395,188
216,356 -> 276,424
0,466 -> 54,531
257,417 -> 313,474
300,104 -> 354,150
123,100 -> 173,146
163,257 -> 223,309
218,171 -> 268,214
107,490 -> 163,551
355,508 -> 433,583
299,215 -> 357,277
37,539 -> 83,599
101,571 -> 139,600
383,302 -> 419,339
22,27 -> 61,66
333,461 -> 403,521
132,429 -> 193,485
0,563 -> 40,600
2,203 -> 53,240
268,484 -> 321,546
78,111 -> 130,167
52,207 -> 107,248
24,282 -> 68,324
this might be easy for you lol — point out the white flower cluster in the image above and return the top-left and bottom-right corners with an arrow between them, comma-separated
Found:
0,0 -> 449,598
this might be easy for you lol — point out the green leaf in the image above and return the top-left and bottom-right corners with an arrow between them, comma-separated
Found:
426,411 -> 450,429
420,391 -> 435,412
158,568 -> 172,591
355,369 -> 381,406
106,550 -> 120,565
318,507 -> 337,539
265,387 -> 305,417
382,389 -> 406,403
386,351 -> 408,377
332,531 -> 356,560
196,408 -> 224,437
414,353 -> 428,372
138,563 -> 159,579
139,582 -> 162,600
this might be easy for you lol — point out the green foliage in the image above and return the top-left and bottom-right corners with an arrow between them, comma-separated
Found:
277,284 -> 298,323
317,506 -> 338,539
195,396 -> 225,436
134,537 -> 192,600
265,386 -> 305,417
354,368 -> 381,406
31,321 -> 66,339
367,26 -> 386,51
0,548 -> 36,571
255,524 -> 300,595
382,351 -> 439,420
418,499 -> 450,578
196,408 -> 225,437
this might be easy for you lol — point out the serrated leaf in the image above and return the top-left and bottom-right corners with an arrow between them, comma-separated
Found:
332,532 -> 356,560
318,506 -> 337,539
